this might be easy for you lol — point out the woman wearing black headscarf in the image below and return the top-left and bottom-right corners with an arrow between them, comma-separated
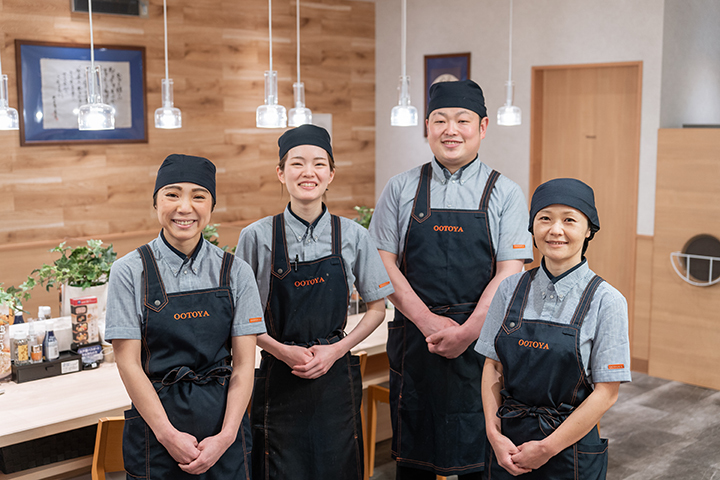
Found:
475,178 -> 631,479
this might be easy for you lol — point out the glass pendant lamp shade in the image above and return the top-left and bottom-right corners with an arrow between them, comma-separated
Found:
78,66 -> 115,131
155,78 -> 181,129
257,70 -> 287,128
0,74 -> 19,130
78,0 -> 115,131
390,0 -> 417,127
391,75 -> 418,127
288,82 -> 312,127
497,0 -> 521,126
155,0 -> 181,129
497,80 -> 521,126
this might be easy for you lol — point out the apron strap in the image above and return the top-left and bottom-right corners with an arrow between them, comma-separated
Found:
497,392 -> 575,434
479,169 -> 501,210
159,364 -> 233,387
270,213 -> 291,280
330,214 -> 342,256
219,251 -> 235,288
501,267 -> 538,334
570,274 -> 604,328
138,244 -> 169,313
410,162 -> 433,223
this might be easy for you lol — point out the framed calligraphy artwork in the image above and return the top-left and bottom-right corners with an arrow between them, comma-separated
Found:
15,40 -> 147,146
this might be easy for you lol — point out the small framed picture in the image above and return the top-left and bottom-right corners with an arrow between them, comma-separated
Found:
424,53 -> 471,135
15,40 -> 147,146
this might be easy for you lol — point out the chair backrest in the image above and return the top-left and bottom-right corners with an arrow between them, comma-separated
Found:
91,416 -> 125,480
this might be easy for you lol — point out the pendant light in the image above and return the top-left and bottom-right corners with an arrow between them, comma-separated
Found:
256,0 -> 287,128
0,41 -> 19,131
390,0 -> 417,127
288,0 -> 311,127
78,0 -> 115,130
497,0 -> 521,126
154,0 -> 181,129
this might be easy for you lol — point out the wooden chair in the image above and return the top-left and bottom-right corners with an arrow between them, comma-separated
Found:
91,416 -> 125,480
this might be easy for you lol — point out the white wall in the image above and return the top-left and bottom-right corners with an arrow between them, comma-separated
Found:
375,0 -> 664,236
660,0 -> 720,127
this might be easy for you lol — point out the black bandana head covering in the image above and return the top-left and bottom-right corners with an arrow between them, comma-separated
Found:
278,124 -> 333,161
153,154 -> 216,201
426,79 -> 487,119
529,178 -> 600,236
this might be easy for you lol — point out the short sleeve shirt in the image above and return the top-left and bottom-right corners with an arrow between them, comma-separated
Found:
369,157 -> 533,265
475,262 -> 632,384
236,205 -> 395,308
105,235 -> 267,340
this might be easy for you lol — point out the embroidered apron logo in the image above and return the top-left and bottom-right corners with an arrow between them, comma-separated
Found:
174,310 -> 210,320
294,277 -> 326,287
518,339 -> 550,350
433,225 -> 464,232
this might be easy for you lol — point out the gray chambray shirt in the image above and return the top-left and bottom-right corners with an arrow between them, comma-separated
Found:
105,235 -> 266,340
476,262 -> 632,385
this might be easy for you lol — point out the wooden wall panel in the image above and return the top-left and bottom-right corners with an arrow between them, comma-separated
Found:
0,0 -> 374,314
649,129 -> 720,390
631,234 -> 653,373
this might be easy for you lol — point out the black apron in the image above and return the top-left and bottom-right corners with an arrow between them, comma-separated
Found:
388,162 -> 500,476
251,214 -> 364,480
488,268 -> 608,479
122,244 -> 252,480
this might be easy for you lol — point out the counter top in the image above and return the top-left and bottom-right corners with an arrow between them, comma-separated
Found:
0,309 -> 392,449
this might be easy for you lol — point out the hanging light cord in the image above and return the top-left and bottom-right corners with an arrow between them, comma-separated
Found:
401,0 -> 407,78
296,0 -> 301,84
507,0 -> 513,83
163,0 -> 169,81
268,0 -> 273,72
89,0 -> 95,70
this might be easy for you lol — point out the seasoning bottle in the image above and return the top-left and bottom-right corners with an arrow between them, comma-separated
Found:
44,329 -> 60,361
37,306 -> 52,321
28,324 -> 42,364
13,330 -> 30,366
13,308 -> 24,325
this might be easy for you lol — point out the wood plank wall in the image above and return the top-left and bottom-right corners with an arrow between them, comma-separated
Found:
649,129 -> 720,390
0,0 -> 375,315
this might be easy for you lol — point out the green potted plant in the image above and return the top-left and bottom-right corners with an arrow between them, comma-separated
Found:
353,205 -> 374,229
31,240 -> 117,317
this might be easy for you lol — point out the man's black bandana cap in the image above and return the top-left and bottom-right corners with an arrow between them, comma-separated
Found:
154,154 -> 216,201
278,124 -> 333,161
529,178 -> 600,236
426,79 -> 487,119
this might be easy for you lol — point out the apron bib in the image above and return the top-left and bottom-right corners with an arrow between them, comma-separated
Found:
251,214 -> 364,480
122,245 -> 252,480
487,268 -> 608,480
388,163 -> 499,475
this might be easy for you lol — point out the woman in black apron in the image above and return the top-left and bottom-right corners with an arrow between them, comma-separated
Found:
236,125 -> 394,480
476,178 -> 632,479
106,154 -> 265,478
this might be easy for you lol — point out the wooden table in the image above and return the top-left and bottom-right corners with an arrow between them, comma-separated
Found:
0,310 -> 392,479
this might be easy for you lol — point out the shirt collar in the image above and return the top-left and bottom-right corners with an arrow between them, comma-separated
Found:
284,203 -> 330,243
432,155 -> 480,182
156,232 -> 205,276
537,259 -> 592,299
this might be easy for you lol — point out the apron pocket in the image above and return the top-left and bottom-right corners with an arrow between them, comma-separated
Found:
576,437 -> 608,480
122,406 -> 148,478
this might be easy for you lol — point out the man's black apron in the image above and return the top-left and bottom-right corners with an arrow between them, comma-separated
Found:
122,244 -> 252,479
388,162 -> 500,476
251,214 -> 364,480
488,268 -> 608,479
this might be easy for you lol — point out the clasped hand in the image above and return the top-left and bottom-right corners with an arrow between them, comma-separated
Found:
161,428 -> 234,475
424,316 -> 473,359
282,344 -> 342,379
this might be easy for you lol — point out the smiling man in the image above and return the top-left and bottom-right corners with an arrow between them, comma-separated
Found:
369,80 -> 533,479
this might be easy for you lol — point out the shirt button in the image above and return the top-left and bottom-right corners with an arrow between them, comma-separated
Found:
550,295 -> 554,299
297,236 -> 302,241
447,204 -> 452,208
452,179 -> 457,183
509,321 -> 516,328
184,270 -> 188,275
441,180 -> 447,184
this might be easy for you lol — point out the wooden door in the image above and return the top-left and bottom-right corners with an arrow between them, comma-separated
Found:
530,63 -> 642,330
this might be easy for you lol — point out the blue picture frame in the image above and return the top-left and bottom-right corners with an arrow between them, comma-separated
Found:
15,40 -> 147,146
